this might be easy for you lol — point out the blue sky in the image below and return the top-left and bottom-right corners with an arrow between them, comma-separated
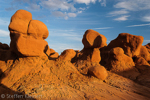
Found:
0,0 -> 150,53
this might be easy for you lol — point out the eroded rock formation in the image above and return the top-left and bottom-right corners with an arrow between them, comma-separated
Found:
0,9 -> 150,100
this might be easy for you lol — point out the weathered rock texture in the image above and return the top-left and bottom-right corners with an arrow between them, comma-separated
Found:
106,33 -> 143,57
0,9 -> 150,100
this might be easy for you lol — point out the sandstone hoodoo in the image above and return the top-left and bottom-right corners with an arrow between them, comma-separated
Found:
82,29 -> 107,49
0,9 -> 150,100
9,9 -> 50,57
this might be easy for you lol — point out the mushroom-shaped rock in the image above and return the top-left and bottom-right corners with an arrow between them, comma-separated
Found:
9,9 -> 32,34
27,20 -> 49,39
82,29 -> 107,49
106,33 -> 143,57
88,65 -> 108,80
9,9 -> 50,57
58,49 -> 76,61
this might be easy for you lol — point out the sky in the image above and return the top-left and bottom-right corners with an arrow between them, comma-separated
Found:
0,0 -> 150,54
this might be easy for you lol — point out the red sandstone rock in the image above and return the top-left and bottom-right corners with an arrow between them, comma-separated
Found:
145,43 -> 150,53
88,65 -> 108,80
139,46 -> 150,62
9,9 -> 32,34
103,47 -> 139,80
82,29 -> 107,49
58,49 -> 76,61
27,20 -> 49,39
90,48 -> 101,63
106,33 -> 143,57
16,35 -> 49,56
134,56 -> 150,66
9,10 -> 50,57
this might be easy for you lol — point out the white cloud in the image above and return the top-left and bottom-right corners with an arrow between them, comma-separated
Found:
40,0 -> 76,11
74,0 -> 97,5
143,15 -> 150,22
109,9 -> 129,16
114,0 -> 150,11
127,23 -> 150,27
0,29 -> 9,36
114,15 -> 130,21
68,13 -> 77,17
144,40 -> 150,43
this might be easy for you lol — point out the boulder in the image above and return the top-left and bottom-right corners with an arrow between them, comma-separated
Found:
27,20 -> 49,39
9,9 -> 32,34
139,46 -> 150,62
49,48 -> 59,59
106,33 -> 143,57
13,34 -> 49,56
82,29 -> 107,49
58,49 -> 76,61
88,65 -> 108,80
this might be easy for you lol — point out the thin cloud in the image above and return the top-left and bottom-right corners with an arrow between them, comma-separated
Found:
144,40 -> 150,43
108,9 -> 129,16
127,23 -> 150,27
114,15 -> 130,21
143,15 -> 150,22
93,27 -> 113,30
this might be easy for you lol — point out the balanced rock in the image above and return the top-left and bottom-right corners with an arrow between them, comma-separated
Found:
82,29 -> 107,49
106,33 -> 143,57
9,10 -> 49,57
58,49 -> 76,61
88,65 -> 108,80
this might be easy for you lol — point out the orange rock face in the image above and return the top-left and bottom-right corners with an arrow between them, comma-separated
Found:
88,65 -> 108,80
9,9 -> 32,34
82,29 -> 107,49
139,46 -> 150,62
9,10 -> 50,57
101,47 -> 139,79
58,49 -> 76,61
107,33 -> 143,57
27,20 -> 49,39
145,43 -> 150,53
